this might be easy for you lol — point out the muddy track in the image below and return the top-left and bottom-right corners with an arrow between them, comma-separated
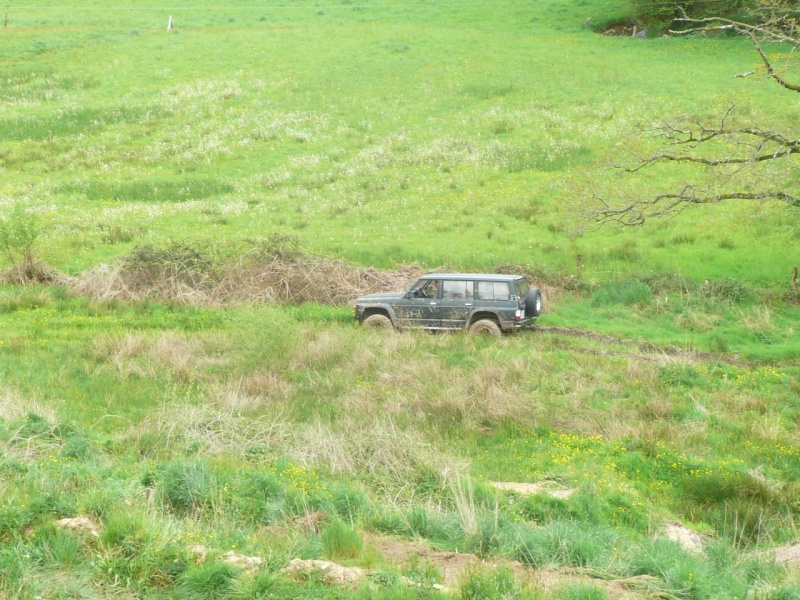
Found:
529,325 -> 752,367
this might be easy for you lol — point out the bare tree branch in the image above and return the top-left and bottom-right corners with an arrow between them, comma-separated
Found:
588,187 -> 800,227
586,4 -> 800,226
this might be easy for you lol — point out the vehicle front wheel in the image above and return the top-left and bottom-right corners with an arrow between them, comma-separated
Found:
468,319 -> 501,337
363,314 -> 393,330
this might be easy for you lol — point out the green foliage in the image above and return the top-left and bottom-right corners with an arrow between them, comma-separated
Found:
0,205 -> 39,271
629,0 -> 752,33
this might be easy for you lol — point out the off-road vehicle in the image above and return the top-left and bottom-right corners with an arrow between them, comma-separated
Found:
354,273 -> 542,335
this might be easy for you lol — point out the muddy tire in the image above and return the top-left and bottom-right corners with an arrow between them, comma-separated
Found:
363,314 -> 393,330
468,319 -> 501,337
526,287 -> 543,318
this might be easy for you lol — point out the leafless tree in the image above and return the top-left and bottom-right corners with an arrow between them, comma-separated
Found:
587,1 -> 800,226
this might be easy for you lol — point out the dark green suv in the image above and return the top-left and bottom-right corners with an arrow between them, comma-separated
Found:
354,273 -> 542,335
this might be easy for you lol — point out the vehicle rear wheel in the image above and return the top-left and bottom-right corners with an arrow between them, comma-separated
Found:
468,319 -> 501,337
526,287 -> 543,318
363,314 -> 393,330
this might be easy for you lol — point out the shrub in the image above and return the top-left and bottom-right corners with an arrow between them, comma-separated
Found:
0,205 -> 39,272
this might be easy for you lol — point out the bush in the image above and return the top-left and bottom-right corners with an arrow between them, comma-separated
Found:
0,205 -> 39,271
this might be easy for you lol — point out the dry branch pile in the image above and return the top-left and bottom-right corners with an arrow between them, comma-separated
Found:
71,241 -> 424,307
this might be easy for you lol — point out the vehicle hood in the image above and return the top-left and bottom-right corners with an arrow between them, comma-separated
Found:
356,291 -> 405,302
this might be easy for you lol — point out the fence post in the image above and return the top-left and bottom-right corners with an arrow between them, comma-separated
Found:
576,254 -> 584,281
792,266 -> 798,291
167,15 -> 173,31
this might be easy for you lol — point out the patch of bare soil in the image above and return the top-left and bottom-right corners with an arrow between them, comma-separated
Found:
491,480 -> 577,500
532,325 -> 750,367
56,516 -> 100,537
600,21 -> 646,37
751,541 -> 800,567
366,534 -> 479,586
282,559 -> 366,587
223,550 -> 263,574
365,534 -> 656,598
662,522 -> 705,554
534,568 -> 657,599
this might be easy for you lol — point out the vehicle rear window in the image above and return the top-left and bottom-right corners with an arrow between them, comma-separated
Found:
514,279 -> 529,299
442,280 -> 473,300
476,281 -> 511,301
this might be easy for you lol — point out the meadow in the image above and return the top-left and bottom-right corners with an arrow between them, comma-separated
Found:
1,1 -> 800,599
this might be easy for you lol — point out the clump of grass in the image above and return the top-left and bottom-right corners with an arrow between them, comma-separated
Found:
159,460 -> 217,514
511,521 -> 619,569
320,519 -> 363,560
459,566 -> 529,600
179,562 -> 238,600
554,584 -> 610,600
591,278 -> 652,307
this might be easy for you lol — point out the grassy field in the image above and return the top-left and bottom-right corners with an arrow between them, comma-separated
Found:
1,1 -> 800,599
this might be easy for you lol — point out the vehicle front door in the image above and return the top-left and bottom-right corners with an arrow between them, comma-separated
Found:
391,279 -> 441,328
437,280 -> 474,329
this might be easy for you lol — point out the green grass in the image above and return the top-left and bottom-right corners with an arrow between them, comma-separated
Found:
2,0 -> 800,598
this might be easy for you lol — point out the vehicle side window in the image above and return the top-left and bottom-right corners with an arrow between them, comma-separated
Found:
442,280 -> 473,299
477,281 -> 511,301
411,279 -> 439,299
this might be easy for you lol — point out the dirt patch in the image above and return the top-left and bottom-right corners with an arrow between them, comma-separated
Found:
751,541 -> 800,567
366,534 -> 655,597
282,559 -> 366,587
491,481 -> 577,500
662,522 -> 705,554
366,534 -> 479,586
56,516 -> 100,537
223,550 -> 263,574
535,568 -> 657,598
532,325 -> 750,367
600,21 -> 646,37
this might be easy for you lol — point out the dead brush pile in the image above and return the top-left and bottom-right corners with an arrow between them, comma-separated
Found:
71,238 -> 424,307
1,260 -> 73,286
